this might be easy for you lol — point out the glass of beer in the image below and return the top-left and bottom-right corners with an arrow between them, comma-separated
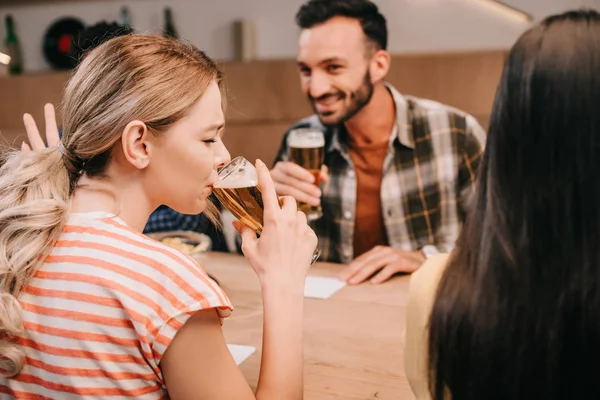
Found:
287,128 -> 325,221
213,156 -> 321,264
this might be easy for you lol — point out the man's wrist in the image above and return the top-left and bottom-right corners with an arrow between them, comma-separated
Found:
420,245 -> 439,259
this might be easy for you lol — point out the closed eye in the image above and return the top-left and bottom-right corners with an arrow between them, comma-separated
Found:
299,66 -> 311,76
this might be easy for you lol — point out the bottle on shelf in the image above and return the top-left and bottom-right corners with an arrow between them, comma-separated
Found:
163,7 -> 178,39
121,6 -> 132,30
4,14 -> 23,75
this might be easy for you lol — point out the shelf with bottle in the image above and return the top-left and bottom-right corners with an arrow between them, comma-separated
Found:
3,14 -> 23,75
0,0 -> 97,5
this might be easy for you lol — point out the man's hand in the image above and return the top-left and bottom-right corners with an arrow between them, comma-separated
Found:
270,161 -> 329,205
21,103 -> 60,151
339,246 -> 426,285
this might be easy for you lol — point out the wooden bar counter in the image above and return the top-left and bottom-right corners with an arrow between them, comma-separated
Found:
197,252 -> 414,400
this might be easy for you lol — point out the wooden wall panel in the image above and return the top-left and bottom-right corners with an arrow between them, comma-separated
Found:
223,121 -> 292,166
220,60 -> 312,124
0,72 -> 66,130
1,50 -> 504,162
219,50 -> 505,126
385,51 -> 505,118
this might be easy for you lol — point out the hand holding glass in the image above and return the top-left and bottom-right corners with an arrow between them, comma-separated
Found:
213,156 -> 321,264
287,128 -> 325,221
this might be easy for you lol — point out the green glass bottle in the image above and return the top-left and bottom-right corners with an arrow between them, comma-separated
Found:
5,14 -> 23,75
163,7 -> 178,39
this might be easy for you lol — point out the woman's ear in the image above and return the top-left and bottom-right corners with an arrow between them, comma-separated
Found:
121,120 -> 153,169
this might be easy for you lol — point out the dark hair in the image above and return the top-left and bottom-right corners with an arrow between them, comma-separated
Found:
427,8 -> 600,400
295,0 -> 387,50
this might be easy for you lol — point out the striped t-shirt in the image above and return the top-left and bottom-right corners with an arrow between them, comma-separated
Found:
0,211 -> 233,399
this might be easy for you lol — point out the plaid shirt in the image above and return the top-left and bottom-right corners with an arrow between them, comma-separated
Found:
143,203 -> 229,252
273,83 -> 486,264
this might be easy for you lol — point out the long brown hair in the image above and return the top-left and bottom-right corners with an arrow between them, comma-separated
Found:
0,34 -> 224,377
428,9 -> 600,400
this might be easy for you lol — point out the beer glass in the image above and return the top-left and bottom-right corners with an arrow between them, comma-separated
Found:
213,156 -> 321,264
287,128 -> 325,221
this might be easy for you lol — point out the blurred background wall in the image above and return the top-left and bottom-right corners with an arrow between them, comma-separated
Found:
1,0 -> 599,162
1,0 -> 598,71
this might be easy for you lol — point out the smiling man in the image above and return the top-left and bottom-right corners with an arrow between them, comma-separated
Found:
271,0 -> 486,284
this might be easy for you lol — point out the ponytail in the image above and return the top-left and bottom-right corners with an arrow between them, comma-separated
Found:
0,147 -> 71,376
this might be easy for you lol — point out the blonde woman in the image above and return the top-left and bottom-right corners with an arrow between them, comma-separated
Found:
0,34 -> 317,399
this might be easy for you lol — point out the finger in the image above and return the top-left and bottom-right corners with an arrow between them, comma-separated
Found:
44,103 -> 60,146
238,223 -> 258,256
347,251 -> 399,285
400,255 -> 425,274
409,250 -> 427,263
231,220 -> 243,234
296,210 -> 308,228
273,182 -> 321,206
319,164 -> 330,183
371,252 -> 424,283
23,113 -> 45,150
256,159 -> 280,215
338,246 -> 389,281
370,264 -> 402,284
279,195 -> 298,213
271,164 -> 322,205
275,161 -> 316,183
21,142 -> 31,152
271,164 -> 322,197
345,260 -> 387,285
271,170 -> 322,197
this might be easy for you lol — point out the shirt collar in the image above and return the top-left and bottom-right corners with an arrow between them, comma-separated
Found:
326,82 -> 414,155
386,83 -> 414,149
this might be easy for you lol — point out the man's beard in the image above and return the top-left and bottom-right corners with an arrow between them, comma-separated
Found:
309,71 -> 374,127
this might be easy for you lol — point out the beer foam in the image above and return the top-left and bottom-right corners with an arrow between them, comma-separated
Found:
215,166 -> 258,188
288,133 -> 325,148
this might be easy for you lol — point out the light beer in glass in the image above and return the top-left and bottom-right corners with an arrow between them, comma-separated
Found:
213,156 -> 321,264
287,128 -> 325,220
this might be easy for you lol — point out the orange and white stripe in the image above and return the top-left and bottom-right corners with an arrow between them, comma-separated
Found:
0,212 -> 233,399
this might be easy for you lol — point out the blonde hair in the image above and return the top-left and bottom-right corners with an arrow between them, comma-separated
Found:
0,34 -> 225,377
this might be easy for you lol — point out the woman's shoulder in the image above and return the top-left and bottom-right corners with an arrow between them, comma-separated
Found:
404,254 -> 451,400
62,213 -> 233,315
406,253 -> 450,335
409,253 -> 450,299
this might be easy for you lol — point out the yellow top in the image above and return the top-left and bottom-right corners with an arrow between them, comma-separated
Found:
404,253 -> 450,400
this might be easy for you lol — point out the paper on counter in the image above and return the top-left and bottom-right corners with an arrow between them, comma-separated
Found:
304,276 -> 346,299
227,344 -> 256,365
